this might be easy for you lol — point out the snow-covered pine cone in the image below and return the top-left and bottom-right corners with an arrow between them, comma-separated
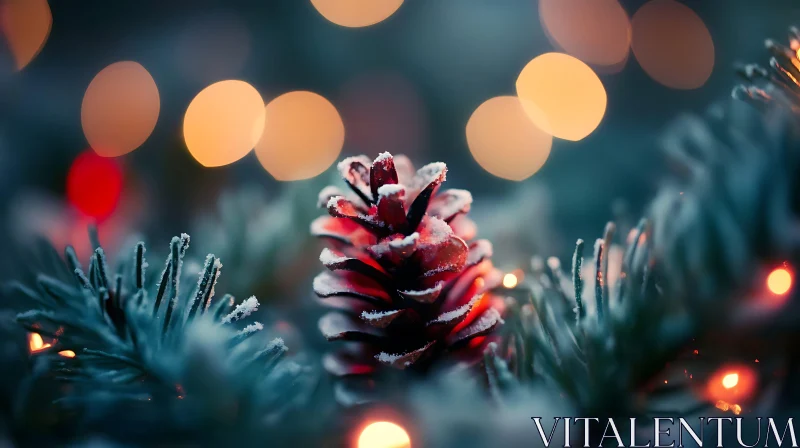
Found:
312,152 -> 503,402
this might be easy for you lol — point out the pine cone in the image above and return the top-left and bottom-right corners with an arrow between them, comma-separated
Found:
312,153 -> 503,401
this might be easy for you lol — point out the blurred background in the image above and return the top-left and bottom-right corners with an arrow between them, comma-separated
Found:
0,0 -> 798,273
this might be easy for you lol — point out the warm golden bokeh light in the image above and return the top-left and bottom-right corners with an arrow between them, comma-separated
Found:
82,61 -> 161,157
59,350 -> 76,358
255,91 -> 344,181
516,53 -> 607,141
183,80 -> 265,167
767,267 -> 793,295
310,0 -> 404,28
0,0 -> 51,70
358,421 -> 411,448
722,373 -> 739,389
502,273 -> 518,289
538,0 -> 631,67
466,96 -> 552,181
630,0 -> 714,90
28,332 -> 50,352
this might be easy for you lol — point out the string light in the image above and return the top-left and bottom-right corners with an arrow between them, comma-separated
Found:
357,421 -> 411,448
28,333 -> 50,352
502,273 -> 518,288
767,267 -> 793,296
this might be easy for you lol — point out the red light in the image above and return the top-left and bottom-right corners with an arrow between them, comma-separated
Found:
66,150 -> 123,220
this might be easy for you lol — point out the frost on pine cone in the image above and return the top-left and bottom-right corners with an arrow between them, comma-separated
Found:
312,153 -> 503,399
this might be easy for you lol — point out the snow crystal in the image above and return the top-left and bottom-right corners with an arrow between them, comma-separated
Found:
375,351 -> 403,364
400,282 -> 442,298
319,248 -> 348,265
317,186 -> 343,207
337,156 -> 368,172
264,337 -> 286,352
326,195 -> 345,209
238,322 -> 264,335
222,296 -> 260,323
429,294 -> 479,324
388,232 -> 419,249
361,309 -> 399,321
593,238 -> 604,255
374,152 -> 393,164
453,308 -> 503,341
414,162 -> 447,187
377,183 -> 405,198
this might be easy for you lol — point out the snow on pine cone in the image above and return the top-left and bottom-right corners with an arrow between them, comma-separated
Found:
312,152 -> 504,382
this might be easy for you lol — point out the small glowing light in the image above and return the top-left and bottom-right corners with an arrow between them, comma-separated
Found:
358,421 -> 411,448
466,96 -> 552,181
706,365 -> 757,404
515,53 -> 607,141
28,333 -> 51,352
82,61 -> 161,157
311,0 -> 404,28
183,80 -> 265,167
0,0 -> 52,70
502,273 -> 518,288
630,0 -> 714,89
66,151 -> 124,220
255,91 -> 344,181
538,0 -> 631,67
722,373 -> 739,389
59,350 -> 76,358
767,267 -> 793,295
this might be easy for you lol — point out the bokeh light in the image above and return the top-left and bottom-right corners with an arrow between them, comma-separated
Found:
705,365 -> 757,404
0,0 -> 51,70
357,421 -> 411,448
767,267 -> 793,296
502,273 -> 518,288
28,332 -> 50,353
630,0 -> 715,90
59,350 -> 76,358
338,73 -> 426,159
466,96 -> 552,181
516,52 -> 607,141
81,61 -> 161,157
183,80 -> 265,167
255,91 -> 344,181
538,0 -> 631,67
310,0 -> 404,28
66,151 -> 124,220
175,11 -> 251,84
722,373 -> 739,389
